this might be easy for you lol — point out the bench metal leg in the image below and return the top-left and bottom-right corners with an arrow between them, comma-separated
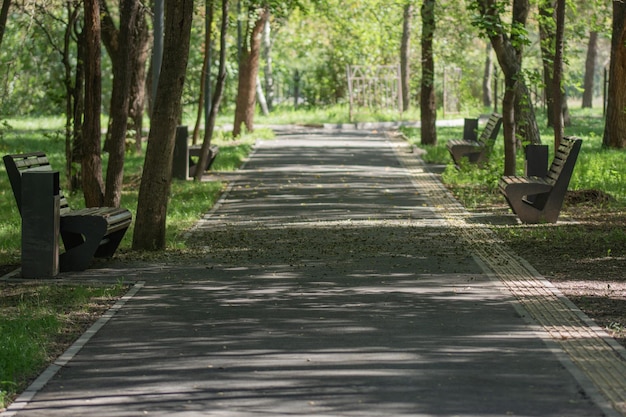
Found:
59,216 -> 109,271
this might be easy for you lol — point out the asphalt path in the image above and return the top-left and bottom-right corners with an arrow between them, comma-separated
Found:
3,128 -> 615,417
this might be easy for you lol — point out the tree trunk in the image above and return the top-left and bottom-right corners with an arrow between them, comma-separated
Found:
482,42 -> 492,108
502,87 -> 517,176
400,2 -> 413,111
232,6 -> 269,137
552,0 -> 565,148
129,9 -> 150,153
582,31 -> 598,109
262,16 -> 274,111
420,0 -> 436,146
192,0 -> 214,145
475,0 -> 540,174
82,0 -> 105,207
72,29 -> 85,191
132,0 -> 194,251
539,0 -> 556,128
0,0 -> 10,50
104,0 -> 140,207
195,0 -> 229,182
101,1 -> 150,155
603,0 -> 626,148
539,0 -> 570,131
256,73 -> 269,115
514,82 -> 541,145
63,4 -> 80,192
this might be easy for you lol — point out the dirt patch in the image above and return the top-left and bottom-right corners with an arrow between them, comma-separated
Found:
488,199 -> 626,347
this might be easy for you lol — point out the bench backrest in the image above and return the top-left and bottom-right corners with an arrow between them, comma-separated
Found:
545,136 -> 582,186
477,113 -> 503,161
530,136 -> 582,210
3,152 -> 72,215
477,113 -> 503,145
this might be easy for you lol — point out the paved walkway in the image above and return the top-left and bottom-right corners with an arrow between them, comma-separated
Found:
4,128 -> 625,417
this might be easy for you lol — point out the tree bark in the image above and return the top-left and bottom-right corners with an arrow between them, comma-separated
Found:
233,6 -> 269,137
195,0 -> 229,182
603,0 -> 626,148
104,0 -> 141,207
420,0 -> 436,145
262,16 -> 274,111
552,0 -> 565,148
539,0 -> 570,131
192,0 -> 214,145
474,0 -> 540,174
0,0 -> 11,50
101,1 -> 150,154
82,0 -> 105,207
133,0 -> 194,250
400,2 -> 413,111
129,9 -> 150,153
482,42 -> 492,108
582,31 -> 598,109
503,87 -> 517,176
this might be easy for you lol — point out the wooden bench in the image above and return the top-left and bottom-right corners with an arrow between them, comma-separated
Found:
498,136 -> 582,223
447,113 -> 503,166
188,144 -> 220,177
3,152 -> 132,271
172,126 -> 219,179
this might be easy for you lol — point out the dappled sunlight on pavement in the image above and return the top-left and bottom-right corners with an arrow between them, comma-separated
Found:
5,128 -> 623,417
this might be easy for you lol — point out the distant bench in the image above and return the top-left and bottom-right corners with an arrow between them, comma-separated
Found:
188,144 -> 220,177
3,152 -> 132,271
173,126 -> 219,180
447,113 -> 502,166
498,136 -> 582,223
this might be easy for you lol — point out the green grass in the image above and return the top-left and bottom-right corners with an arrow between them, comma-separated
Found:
0,282 -> 128,408
0,124 -> 263,265
399,108 -> 626,207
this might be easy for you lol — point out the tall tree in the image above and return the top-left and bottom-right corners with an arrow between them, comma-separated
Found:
420,0 -> 436,145
82,0 -> 105,207
400,1 -> 413,111
192,0 -> 214,145
0,0 -> 10,49
103,0 -> 141,207
195,0 -> 230,181
132,0 -> 194,250
233,4 -> 269,136
471,0 -> 540,175
102,2 -> 151,153
538,0 -> 570,130
262,16 -> 274,111
602,0 -> 626,148
582,31 -> 598,109
482,43 -> 493,108
551,0 -> 565,148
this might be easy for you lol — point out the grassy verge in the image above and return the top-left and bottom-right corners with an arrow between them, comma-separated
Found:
0,282 -> 128,408
400,109 -> 626,205
0,125 -> 264,410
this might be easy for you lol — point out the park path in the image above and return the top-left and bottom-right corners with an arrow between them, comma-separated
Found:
3,127 -> 624,417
